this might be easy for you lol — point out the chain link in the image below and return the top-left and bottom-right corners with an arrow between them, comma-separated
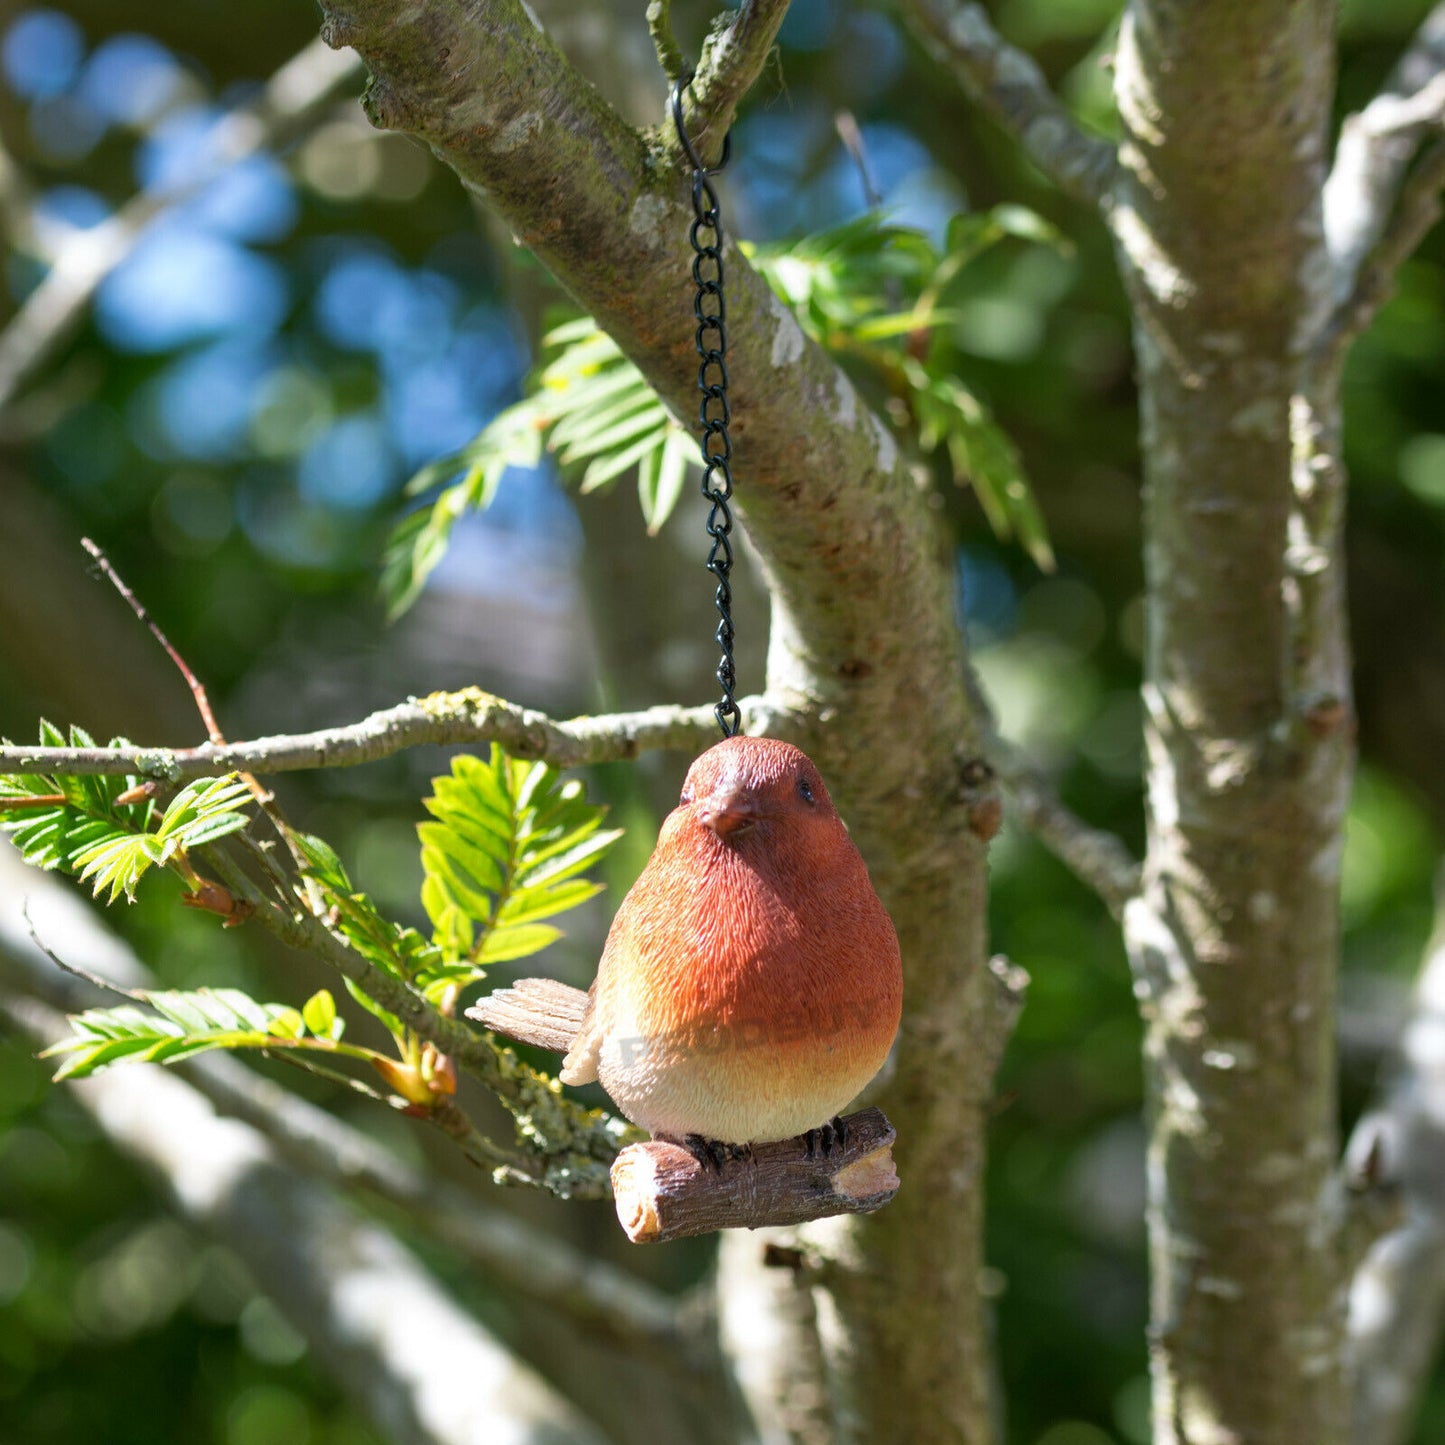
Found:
672,78 -> 741,739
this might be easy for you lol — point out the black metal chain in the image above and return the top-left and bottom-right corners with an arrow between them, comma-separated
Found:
672,78 -> 741,739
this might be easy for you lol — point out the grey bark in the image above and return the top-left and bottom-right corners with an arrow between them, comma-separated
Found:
1112,3 -> 1355,1442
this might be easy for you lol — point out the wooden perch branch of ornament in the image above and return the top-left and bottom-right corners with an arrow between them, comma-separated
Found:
610,1109 -> 899,1244
470,978 -> 900,1243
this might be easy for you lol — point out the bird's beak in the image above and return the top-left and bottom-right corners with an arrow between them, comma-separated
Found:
699,789 -> 757,837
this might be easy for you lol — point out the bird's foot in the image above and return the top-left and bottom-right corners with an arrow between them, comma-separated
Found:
680,1134 -> 750,1171
804,1115 -> 849,1159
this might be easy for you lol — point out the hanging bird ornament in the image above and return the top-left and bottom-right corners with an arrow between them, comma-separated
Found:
470,735 -> 903,1148
468,79 -> 903,1235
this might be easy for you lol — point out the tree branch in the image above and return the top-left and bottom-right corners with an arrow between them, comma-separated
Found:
716,1227 -> 840,1440
1321,3 -> 1445,349
989,735 -> 1142,917
1346,870 -> 1445,1445
891,0 -> 1117,210
0,687 -> 787,778
681,0 -> 792,165
0,37 -> 361,418
1320,137 -> 1445,355
963,663 -> 1142,916
196,849 -> 630,1198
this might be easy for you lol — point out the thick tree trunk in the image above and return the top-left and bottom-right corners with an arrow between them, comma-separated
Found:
1113,4 -> 1355,1441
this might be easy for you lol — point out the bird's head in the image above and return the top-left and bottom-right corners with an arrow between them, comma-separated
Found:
677,736 -> 838,842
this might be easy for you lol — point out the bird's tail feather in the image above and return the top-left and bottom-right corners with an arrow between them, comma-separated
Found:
466,977 -> 590,1054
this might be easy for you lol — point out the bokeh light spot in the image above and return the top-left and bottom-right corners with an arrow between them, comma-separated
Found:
3,8 -> 84,99
78,33 -> 185,127
98,223 -> 288,351
298,413 -> 397,510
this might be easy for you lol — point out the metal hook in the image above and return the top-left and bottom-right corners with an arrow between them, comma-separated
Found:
671,75 -> 732,175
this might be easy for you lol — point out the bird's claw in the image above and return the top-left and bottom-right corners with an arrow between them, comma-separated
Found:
804,1115 -> 849,1159
682,1134 -> 749,1170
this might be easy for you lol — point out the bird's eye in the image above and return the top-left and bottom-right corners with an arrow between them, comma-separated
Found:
797,779 -> 815,805
680,788 -> 695,805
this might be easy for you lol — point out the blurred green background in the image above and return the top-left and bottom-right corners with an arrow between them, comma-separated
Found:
1,1 -> 1442,1441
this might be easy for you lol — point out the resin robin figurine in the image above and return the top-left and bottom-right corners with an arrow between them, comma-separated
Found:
468,735 -> 903,1147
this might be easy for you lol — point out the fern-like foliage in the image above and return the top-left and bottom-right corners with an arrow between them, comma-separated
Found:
382,205 -> 1066,617
418,746 -> 621,996
41,986 -> 346,1081
290,749 -> 618,1010
291,829 -> 443,1025
0,727 -> 251,902
747,209 -> 1058,570
7,724 -> 622,1126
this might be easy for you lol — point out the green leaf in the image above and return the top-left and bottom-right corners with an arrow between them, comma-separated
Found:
343,976 -> 406,1037
2,755 -> 255,904
555,400 -> 668,467
477,922 -> 563,964
383,318 -> 697,617
416,747 -> 621,988
905,357 -> 1056,570
644,428 -> 693,534
293,829 -> 447,1043
42,986 -> 320,1081
72,833 -> 161,904
267,1008 -> 305,1040
380,399 -> 543,619
302,989 -> 339,1039
1,728 -> 159,877
416,820 -> 503,895
291,832 -> 352,892
579,427 -> 669,496
154,776 -> 253,852
381,204 -> 1068,612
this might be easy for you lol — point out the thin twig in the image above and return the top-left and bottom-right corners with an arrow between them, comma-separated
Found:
79,537 -> 317,900
81,538 -> 224,742
891,0 -> 1117,210
962,665 -> 1141,915
991,736 -> 1142,917
23,904 -> 147,1003
0,687 -> 788,779
836,110 -> 885,210
677,0 -> 793,167
261,1047 -> 396,1104
646,0 -> 689,83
